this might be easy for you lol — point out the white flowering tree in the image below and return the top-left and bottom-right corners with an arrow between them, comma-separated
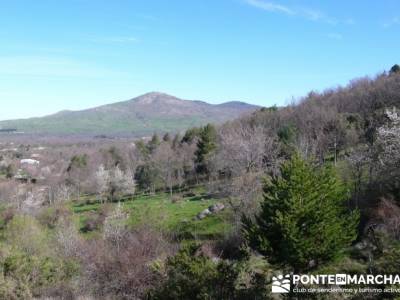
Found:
95,165 -> 135,202
376,108 -> 400,166
95,164 -> 110,202
373,108 -> 400,196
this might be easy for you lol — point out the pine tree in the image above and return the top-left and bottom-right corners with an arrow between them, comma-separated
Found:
147,133 -> 160,153
243,154 -> 359,271
390,64 -> 400,74
163,133 -> 171,142
195,124 -> 217,176
172,134 -> 180,149
181,127 -> 201,144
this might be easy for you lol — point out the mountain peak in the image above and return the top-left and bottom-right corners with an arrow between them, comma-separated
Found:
139,91 -> 172,98
133,92 -> 183,105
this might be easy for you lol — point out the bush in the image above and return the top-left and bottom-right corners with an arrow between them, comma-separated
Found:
149,244 -> 238,300
0,214 -> 79,299
37,205 -> 72,229
80,207 -> 109,233
5,215 -> 49,255
0,207 -> 15,229
81,226 -> 174,299
81,214 -> 99,233
0,249 -> 78,299
171,194 -> 183,203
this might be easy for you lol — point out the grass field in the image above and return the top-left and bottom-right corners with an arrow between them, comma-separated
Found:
70,190 -> 232,241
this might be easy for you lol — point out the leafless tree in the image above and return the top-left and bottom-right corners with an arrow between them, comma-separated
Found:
80,226 -> 175,299
208,122 -> 281,221
103,203 -> 129,252
153,142 -> 179,197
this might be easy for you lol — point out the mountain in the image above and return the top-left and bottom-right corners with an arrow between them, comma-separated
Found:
0,92 -> 260,136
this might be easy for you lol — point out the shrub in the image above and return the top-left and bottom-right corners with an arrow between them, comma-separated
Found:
0,214 -> 79,299
149,244 -> 238,300
5,215 -> 49,255
0,249 -> 78,299
0,207 -> 15,229
171,194 -> 183,203
81,226 -> 174,299
80,204 -> 112,233
37,205 -> 72,229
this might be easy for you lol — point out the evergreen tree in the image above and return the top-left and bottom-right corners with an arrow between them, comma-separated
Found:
66,154 -> 88,197
134,163 -> 159,193
147,133 -> 160,153
172,134 -> 180,149
195,124 -> 217,176
243,154 -> 359,271
181,127 -> 201,144
163,133 -> 171,142
135,140 -> 150,157
67,154 -> 87,172
390,64 -> 400,74
277,124 -> 297,157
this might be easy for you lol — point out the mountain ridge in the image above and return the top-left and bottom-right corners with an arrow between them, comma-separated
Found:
0,92 -> 260,136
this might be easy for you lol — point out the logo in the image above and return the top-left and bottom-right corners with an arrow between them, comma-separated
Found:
272,274 -> 291,293
271,273 -> 400,294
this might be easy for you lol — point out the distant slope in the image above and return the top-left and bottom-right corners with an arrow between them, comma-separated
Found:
0,92 -> 259,136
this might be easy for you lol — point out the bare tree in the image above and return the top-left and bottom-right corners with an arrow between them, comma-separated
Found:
55,217 -> 82,258
209,122 -> 281,221
216,123 -> 268,174
103,203 -> 128,252
153,143 -> 179,197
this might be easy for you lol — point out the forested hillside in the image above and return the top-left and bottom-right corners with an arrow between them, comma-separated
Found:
0,66 -> 400,299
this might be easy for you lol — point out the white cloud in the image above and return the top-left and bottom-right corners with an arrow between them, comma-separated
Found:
300,8 -> 337,24
244,0 -> 294,15
244,0 -> 350,25
301,8 -> 323,21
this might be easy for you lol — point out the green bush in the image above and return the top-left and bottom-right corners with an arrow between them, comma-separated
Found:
0,214 -> 79,299
149,244 -> 237,300
0,248 -> 78,299
149,244 -> 278,300
4,215 -> 49,255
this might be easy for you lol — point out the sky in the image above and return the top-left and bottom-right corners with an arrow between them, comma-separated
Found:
0,0 -> 399,120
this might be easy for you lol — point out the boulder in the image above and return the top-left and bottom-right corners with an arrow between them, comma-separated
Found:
209,203 -> 225,213
197,208 -> 211,220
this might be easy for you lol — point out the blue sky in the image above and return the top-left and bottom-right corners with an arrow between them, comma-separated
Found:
0,0 -> 399,120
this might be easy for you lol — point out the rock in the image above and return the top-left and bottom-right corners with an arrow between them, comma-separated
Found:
308,259 -> 316,268
196,203 -> 225,220
196,204 -> 225,220
197,208 -> 211,220
209,203 -> 225,213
